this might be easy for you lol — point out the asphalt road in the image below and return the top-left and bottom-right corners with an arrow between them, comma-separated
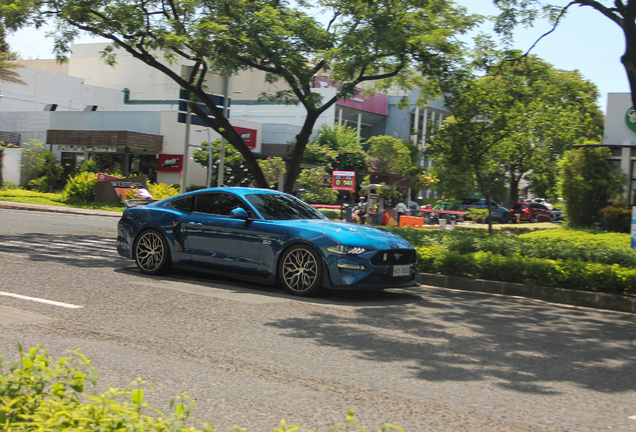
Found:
1,208 -> 635,431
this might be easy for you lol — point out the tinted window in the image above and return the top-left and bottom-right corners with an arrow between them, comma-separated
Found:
172,196 -> 193,211
194,193 -> 250,216
245,193 -> 327,220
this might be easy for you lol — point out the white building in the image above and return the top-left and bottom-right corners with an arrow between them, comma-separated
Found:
603,93 -> 636,205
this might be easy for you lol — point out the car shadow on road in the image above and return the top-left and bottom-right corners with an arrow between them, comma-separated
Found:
115,266 -> 423,307
0,232 -> 126,268
265,286 -> 636,395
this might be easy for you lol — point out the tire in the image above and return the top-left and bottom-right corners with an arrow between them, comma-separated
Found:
279,244 -> 324,296
530,215 -> 536,223
134,229 -> 172,275
549,215 -> 555,223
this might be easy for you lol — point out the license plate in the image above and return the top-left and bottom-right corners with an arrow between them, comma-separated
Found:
514,213 -> 520,216
393,265 -> 410,276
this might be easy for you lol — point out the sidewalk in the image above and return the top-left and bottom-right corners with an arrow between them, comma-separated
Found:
0,201 -> 123,218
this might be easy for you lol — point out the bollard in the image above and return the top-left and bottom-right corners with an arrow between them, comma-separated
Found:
439,218 -> 447,230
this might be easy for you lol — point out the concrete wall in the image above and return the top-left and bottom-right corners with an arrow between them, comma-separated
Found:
1,148 -> 21,185
0,67 -> 127,112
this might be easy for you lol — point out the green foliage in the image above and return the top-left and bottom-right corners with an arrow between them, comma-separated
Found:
148,183 -> 180,200
297,167 -> 338,204
316,208 -> 340,220
599,203 -> 631,233
401,227 -> 636,294
0,345 -> 401,432
558,145 -> 627,228
27,151 -> 64,193
192,141 -> 254,187
427,48 -> 603,224
4,0 -> 480,192
367,136 -> 414,175
78,159 -> 100,173
62,172 -> 99,203
19,140 -> 46,185
0,181 -> 17,190
258,156 -> 286,187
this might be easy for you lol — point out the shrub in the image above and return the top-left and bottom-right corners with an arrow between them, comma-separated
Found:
0,345 -> 402,432
599,203 -> 631,233
148,182 -> 180,200
316,208 -> 340,220
0,181 -> 18,190
63,172 -> 99,203
473,252 -> 524,283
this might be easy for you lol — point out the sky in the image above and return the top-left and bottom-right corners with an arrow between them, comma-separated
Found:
5,0 -> 630,114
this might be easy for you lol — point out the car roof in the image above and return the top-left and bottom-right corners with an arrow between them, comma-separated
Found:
179,187 -> 285,199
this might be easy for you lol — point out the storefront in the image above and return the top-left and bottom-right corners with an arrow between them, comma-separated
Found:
47,130 -> 163,182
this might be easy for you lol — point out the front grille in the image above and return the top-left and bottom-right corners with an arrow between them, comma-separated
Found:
370,249 -> 416,265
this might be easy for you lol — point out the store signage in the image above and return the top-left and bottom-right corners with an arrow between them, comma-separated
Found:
234,126 -> 257,149
157,154 -> 184,172
58,146 -> 118,153
97,173 -> 120,182
626,107 -> 636,133
332,171 -> 355,191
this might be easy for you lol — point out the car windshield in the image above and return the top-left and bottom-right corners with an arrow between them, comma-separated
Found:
244,193 -> 327,220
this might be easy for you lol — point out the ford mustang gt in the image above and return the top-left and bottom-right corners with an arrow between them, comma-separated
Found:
117,187 -> 418,296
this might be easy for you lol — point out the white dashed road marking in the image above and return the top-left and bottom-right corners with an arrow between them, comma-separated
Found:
0,290 -> 82,309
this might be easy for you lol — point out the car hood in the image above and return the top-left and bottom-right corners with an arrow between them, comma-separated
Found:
272,219 -> 413,249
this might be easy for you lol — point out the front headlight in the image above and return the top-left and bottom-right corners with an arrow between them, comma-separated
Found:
327,245 -> 367,255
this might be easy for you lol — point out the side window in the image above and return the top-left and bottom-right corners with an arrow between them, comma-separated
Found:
172,196 -> 193,211
194,193 -> 249,216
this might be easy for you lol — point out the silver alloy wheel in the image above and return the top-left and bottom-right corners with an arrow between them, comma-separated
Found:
135,231 -> 166,273
282,247 -> 318,293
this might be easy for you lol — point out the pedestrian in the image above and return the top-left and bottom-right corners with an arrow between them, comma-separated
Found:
135,188 -> 154,200
394,198 -> 407,223
352,196 -> 367,224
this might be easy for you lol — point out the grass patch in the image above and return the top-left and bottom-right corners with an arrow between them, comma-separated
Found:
0,189 -> 124,213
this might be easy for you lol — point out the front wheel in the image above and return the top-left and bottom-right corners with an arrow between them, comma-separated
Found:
279,245 -> 324,296
134,229 -> 172,275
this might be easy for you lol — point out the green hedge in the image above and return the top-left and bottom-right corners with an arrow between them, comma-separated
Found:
389,227 -> 636,295
416,246 -> 636,294
1,345 -> 404,432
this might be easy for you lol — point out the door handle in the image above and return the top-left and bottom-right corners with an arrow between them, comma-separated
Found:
189,222 -> 202,227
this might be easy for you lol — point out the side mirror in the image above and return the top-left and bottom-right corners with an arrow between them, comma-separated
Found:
230,207 -> 250,220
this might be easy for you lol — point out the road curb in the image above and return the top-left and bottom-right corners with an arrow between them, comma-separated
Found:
0,202 -> 122,218
416,273 -> 636,313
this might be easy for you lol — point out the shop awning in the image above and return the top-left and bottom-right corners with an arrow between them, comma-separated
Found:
46,130 -> 163,151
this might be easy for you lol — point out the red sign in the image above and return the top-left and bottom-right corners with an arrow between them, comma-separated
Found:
157,154 -> 184,172
332,171 -> 355,191
97,173 -> 120,182
234,126 -> 257,149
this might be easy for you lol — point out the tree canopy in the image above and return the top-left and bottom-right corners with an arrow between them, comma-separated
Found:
493,0 -> 636,109
426,47 -> 603,232
0,0 -> 480,192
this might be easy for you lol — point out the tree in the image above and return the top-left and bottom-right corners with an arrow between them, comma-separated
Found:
493,0 -> 636,110
297,166 -> 338,204
367,136 -> 415,175
19,139 -> 46,185
306,124 -> 370,175
0,0 -> 479,193
192,140 -> 254,187
258,156 -> 286,188
0,24 -> 25,85
558,144 -> 626,227
426,47 -> 603,232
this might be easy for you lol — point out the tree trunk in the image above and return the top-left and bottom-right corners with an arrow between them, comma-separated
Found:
507,172 -> 522,208
621,13 -> 636,110
284,110 -> 321,194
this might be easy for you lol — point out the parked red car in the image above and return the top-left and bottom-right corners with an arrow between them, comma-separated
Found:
510,203 -> 556,223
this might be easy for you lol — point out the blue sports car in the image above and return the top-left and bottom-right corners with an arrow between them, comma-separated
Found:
117,187 -> 418,296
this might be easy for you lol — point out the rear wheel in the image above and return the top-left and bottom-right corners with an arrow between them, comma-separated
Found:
279,245 -> 324,296
134,229 -> 172,275
530,215 -> 537,223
